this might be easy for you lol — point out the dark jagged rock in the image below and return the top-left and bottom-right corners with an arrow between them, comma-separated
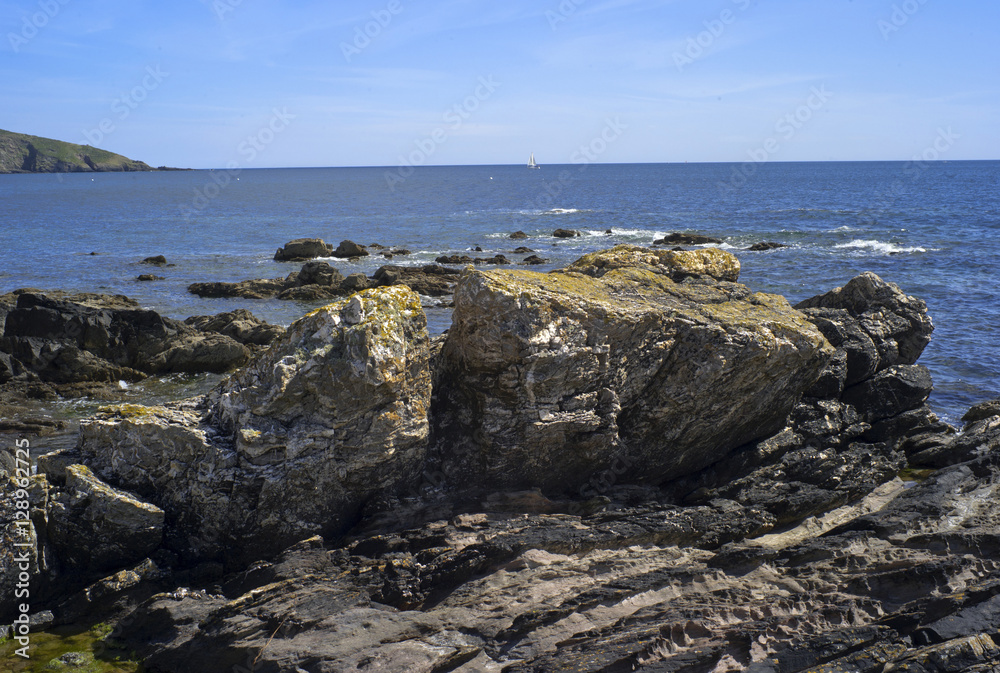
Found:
513,246 -> 534,254
795,271 -> 933,380
509,230 -> 528,239
140,255 -> 168,266
653,232 -> 724,245
135,274 -> 163,281
273,238 -> 333,262
47,465 -> 164,574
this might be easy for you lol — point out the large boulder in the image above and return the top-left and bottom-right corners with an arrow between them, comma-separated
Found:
78,286 -> 432,565
431,248 -> 834,494
273,238 -> 334,262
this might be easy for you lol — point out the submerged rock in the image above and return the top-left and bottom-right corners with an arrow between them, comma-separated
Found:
431,246 -> 833,494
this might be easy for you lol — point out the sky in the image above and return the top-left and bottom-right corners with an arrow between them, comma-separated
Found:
1,0 -> 997,169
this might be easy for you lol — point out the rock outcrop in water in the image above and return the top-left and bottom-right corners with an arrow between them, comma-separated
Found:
8,246 -> 1000,672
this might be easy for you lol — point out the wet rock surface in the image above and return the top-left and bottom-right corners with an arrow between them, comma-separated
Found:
6,246 -> 1000,672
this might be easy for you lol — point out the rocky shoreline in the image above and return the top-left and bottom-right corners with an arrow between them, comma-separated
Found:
3,244 -> 1000,672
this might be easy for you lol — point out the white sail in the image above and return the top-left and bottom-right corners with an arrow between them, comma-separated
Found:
528,153 -> 540,169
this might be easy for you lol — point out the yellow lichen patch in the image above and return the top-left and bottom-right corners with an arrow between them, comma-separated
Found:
560,244 -> 741,282
95,403 -> 168,420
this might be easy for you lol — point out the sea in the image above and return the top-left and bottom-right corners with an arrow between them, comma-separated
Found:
1,161 -> 998,428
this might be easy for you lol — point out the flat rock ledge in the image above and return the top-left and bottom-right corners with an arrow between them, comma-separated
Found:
6,246 -> 1000,673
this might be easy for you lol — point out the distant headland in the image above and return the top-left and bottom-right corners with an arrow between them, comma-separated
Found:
0,129 -> 185,174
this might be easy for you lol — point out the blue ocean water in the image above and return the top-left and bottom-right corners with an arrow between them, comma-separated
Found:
1,161 -> 998,424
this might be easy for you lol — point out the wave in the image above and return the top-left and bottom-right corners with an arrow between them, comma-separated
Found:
834,239 -> 931,255
541,208 -> 584,215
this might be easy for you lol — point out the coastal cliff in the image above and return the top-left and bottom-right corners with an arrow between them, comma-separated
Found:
0,129 -> 164,173
3,246 -> 1000,672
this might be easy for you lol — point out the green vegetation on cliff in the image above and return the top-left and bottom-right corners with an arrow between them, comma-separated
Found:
0,129 -> 166,174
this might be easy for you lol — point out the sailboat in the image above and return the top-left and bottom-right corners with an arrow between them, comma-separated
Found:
527,153 -> 540,169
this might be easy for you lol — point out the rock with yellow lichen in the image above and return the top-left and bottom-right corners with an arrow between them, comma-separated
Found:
75,286 -> 431,565
562,243 -> 741,282
431,246 -> 833,493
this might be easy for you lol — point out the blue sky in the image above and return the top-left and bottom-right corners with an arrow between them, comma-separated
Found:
2,0 -> 997,168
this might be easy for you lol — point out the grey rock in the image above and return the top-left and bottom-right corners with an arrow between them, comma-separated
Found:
47,464 -> 164,573
78,286 -> 432,565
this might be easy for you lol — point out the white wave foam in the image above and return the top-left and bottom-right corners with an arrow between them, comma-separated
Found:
834,239 -> 929,254
541,208 -> 583,215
